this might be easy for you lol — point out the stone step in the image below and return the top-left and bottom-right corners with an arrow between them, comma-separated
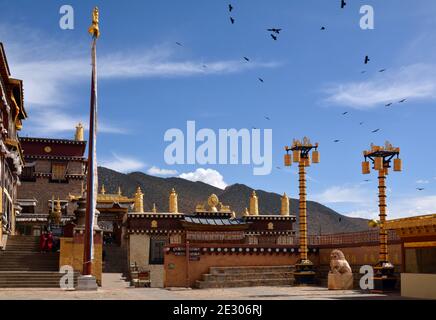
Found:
0,267 -> 60,271
0,271 -> 80,288
202,272 -> 295,282
0,252 -> 59,271
196,278 -> 294,289
209,265 -> 294,275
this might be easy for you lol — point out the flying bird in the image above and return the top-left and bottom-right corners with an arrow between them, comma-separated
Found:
243,57 -> 250,62
399,99 -> 407,103
417,187 -> 425,191
379,69 -> 387,73
385,103 -> 393,107
230,17 -> 235,24
320,26 -> 326,30
270,34 -> 278,41
364,55 -> 370,64
364,179 -> 371,182
228,4 -> 233,12
359,122 -> 365,125
372,129 -> 380,133
333,140 -> 340,143
267,28 -> 282,34
361,71 -> 367,74
341,0 -> 347,9
276,166 -> 281,170
258,77 -> 264,83
264,116 -> 271,120
342,112 -> 348,115
175,42 -> 183,46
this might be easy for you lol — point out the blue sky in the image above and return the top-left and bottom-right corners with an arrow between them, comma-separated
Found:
1,0 -> 435,219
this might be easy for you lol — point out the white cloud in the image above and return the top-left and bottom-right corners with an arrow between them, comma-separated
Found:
100,153 -> 145,173
324,64 -> 436,109
391,195 -> 436,218
147,166 -> 178,176
179,168 -> 227,189
313,185 -> 372,204
416,179 -> 430,184
0,24 -> 279,136
314,183 -> 436,220
24,109 -> 127,136
0,25 -> 279,108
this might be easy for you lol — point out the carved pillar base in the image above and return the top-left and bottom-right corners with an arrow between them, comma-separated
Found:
372,262 -> 397,293
293,259 -> 316,286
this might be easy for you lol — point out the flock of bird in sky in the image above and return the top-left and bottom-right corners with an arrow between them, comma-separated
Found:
174,1 -> 424,191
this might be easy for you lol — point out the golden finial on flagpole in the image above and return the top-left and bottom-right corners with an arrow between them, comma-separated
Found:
88,7 -> 100,38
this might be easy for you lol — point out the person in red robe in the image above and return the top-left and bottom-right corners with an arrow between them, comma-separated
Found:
46,232 -> 54,252
39,231 -> 48,252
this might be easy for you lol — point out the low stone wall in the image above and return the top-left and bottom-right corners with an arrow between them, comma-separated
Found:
164,244 -> 319,288
319,243 -> 402,266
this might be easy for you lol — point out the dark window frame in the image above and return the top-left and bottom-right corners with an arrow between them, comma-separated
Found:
149,239 -> 166,265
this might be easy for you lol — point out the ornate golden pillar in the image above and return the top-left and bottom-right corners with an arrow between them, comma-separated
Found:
362,141 -> 401,292
298,162 -> 308,262
284,137 -> 319,285
378,170 -> 388,263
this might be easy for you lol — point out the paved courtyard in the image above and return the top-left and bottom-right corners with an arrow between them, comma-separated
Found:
0,273 -> 406,300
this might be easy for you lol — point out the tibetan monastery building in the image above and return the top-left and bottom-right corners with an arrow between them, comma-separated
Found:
125,190 -> 320,288
16,125 -> 87,235
386,214 -> 436,299
0,42 -> 27,244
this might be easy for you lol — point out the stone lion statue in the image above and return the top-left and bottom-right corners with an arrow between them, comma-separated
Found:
329,249 -> 352,274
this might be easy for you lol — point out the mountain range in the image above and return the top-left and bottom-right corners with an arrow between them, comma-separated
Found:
98,167 -> 370,235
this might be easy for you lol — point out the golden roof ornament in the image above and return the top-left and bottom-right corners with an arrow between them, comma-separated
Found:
50,198 -> 62,224
100,184 -> 106,195
207,194 -> 219,211
88,7 -> 100,38
152,203 -> 157,213
117,186 -> 122,196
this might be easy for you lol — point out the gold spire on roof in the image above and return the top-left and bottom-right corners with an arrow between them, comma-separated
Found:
169,188 -> 178,213
281,192 -> 290,216
134,187 -> 144,213
249,191 -> 259,216
100,184 -> 106,195
152,203 -> 157,213
88,7 -> 100,38
117,186 -> 122,196
75,123 -> 84,141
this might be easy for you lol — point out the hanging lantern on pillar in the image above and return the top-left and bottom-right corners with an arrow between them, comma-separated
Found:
312,150 -> 320,164
393,158 -> 402,172
293,150 -> 300,163
362,161 -> 370,174
374,157 -> 383,170
284,154 -> 292,166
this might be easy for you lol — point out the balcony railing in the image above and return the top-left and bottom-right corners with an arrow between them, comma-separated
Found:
302,229 -> 400,246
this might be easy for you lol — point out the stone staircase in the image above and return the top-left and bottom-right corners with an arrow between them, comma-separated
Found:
196,265 -> 295,289
0,235 -> 76,288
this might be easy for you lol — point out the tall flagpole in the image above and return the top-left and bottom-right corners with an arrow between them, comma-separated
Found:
83,7 -> 100,277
